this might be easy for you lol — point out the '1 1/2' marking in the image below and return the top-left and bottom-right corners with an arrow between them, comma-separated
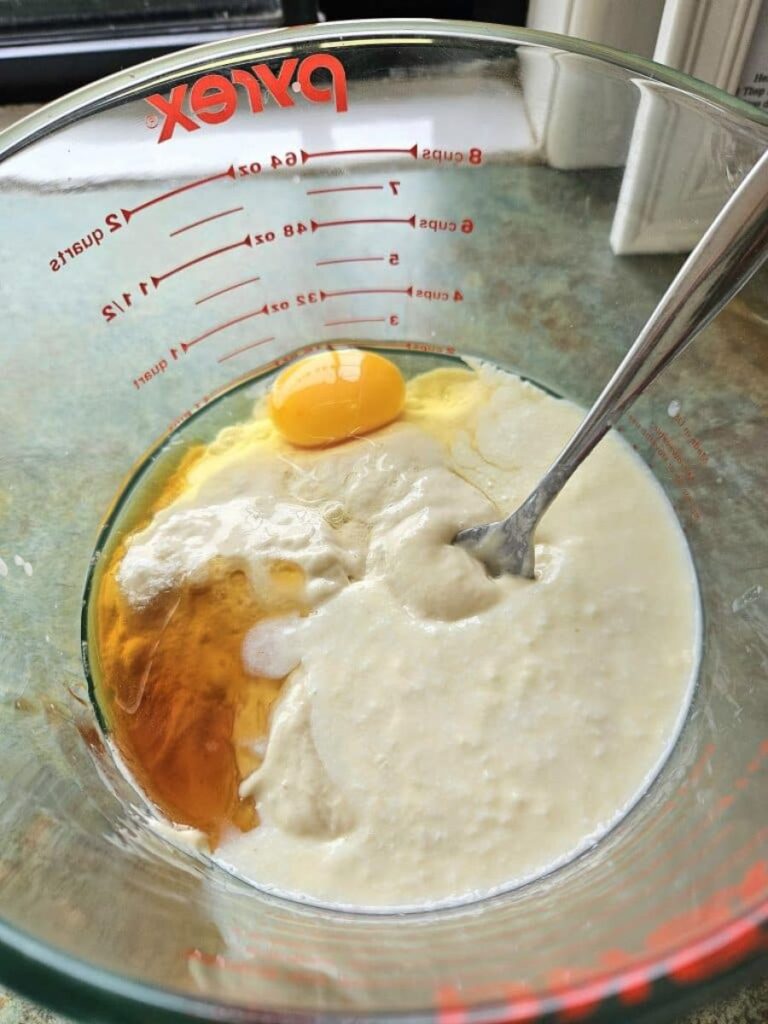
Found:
102,282 -> 151,322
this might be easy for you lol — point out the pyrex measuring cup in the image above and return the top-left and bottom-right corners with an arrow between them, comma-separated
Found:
0,19 -> 767,1024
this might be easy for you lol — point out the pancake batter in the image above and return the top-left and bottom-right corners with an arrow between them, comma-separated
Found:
111,359 -> 698,908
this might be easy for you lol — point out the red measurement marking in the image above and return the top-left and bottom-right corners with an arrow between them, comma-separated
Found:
218,336 -> 275,363
677,828 -> 768,898
316,255 -> 386,267
170,206 -> 244,237
151,235 -> 252,288
181,304 -> 268,352
301,144 -> 417,164
306,184 -> 384,196
121,165 -> 235,222
311,215 -> 416,232
324,317 -> 387,327
196,276 -> 261,305
320,286 -> 413,299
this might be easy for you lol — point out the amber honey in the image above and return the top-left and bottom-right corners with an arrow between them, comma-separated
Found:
91,448 -> 303,845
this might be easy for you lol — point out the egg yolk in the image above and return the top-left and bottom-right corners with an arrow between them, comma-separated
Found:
269,349 -> 405,447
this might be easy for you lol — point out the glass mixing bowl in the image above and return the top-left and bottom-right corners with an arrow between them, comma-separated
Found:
0,19 -> 766,1024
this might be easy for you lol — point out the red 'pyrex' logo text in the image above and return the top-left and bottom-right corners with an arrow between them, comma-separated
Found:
146,54 -> 348,143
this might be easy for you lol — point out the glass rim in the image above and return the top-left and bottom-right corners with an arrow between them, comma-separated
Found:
0,16 -> 766,160
0,17 -> 766,1023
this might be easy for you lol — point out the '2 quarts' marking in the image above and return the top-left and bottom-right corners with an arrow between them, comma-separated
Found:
146,54 -> 348,144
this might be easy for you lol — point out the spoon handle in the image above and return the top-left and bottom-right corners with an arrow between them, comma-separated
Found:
525,146 -> 768,523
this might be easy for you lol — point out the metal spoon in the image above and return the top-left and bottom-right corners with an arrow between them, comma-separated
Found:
454,148 -> 768,578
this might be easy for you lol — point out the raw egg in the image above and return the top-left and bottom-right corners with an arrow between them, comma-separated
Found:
269,349 -> 406,448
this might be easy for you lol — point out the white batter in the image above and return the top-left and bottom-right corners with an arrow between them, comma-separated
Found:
119,363 -> 698,909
